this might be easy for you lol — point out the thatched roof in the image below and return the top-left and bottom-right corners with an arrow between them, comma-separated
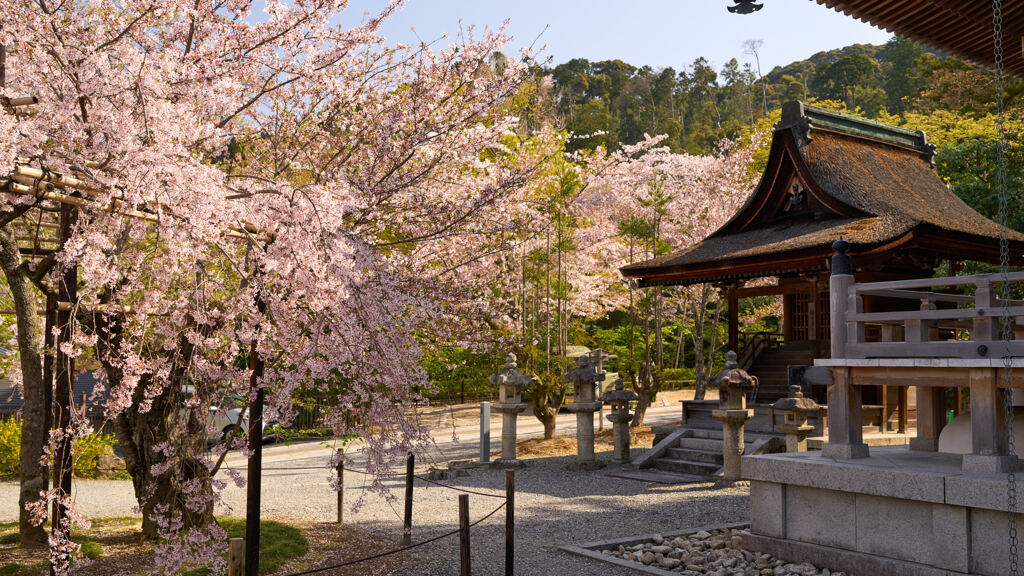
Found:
622,102 -> 1024,286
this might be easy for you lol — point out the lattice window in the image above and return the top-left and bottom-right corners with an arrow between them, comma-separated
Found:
787,293 -> 810,341
817,289 -> 831,344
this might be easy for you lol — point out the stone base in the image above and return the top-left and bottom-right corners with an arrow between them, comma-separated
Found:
490,458 -> 526,469
565,459 -> 606,471
820,441 -> 869,459
744,446 -> 1024,576
961,453 -> 1017,474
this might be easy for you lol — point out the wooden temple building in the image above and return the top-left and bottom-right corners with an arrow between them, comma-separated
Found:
622,101 -> 1024,418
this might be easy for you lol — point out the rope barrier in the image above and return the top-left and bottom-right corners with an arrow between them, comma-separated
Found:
224,462 -> 507,499
279,501 -> 506,576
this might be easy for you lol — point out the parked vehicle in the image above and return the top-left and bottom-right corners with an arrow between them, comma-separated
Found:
182,386 -> 269,443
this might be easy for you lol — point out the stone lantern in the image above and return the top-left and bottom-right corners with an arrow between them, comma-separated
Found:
773,385 -> 820,452
711,351 -> 757,485
564,355 -> 605,470
490,353 -> 531,468
602,376 -> 640,464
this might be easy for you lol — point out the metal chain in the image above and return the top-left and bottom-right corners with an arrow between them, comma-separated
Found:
994,0 -> 1020,572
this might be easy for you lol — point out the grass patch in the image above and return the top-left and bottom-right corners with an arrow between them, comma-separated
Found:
0,533 -> 18,545
0,563 -> 47,576
72,536 -> 103,560
217,517 -> 309,575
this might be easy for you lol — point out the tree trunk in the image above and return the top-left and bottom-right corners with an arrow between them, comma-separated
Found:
94,315 -> 214,538
706,294 -> 723,377
0,229 -> 48,546
690,284 -> 711,401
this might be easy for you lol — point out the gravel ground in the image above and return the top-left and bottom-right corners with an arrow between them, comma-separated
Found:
0,415 -> 747,575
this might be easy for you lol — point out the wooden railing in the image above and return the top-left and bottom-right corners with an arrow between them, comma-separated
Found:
737,331 -> 784,370
831,270 -> 1024,359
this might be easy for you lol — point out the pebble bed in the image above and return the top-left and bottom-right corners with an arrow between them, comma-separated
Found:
600,527 -> 852,576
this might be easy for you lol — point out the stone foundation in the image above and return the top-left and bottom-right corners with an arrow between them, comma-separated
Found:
744,446 -> 1024,576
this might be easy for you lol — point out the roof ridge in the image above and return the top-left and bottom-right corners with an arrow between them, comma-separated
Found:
777,101 -> 936,161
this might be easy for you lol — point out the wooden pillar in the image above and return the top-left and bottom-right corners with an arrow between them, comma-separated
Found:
897,385 -> 908,434
727,285 -> 738,353
909,386 -> 945,451
962,367 -> 1013,473
244,288 -> 267,576
51,203 -> 77,560
821,367 -> 869,459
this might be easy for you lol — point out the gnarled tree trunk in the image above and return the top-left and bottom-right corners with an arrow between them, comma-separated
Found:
0,228 -> 48,546
94,313 -> 214,538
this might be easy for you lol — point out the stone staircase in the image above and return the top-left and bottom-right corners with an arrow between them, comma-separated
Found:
633,426 -> 784,480
748,343 -> 814,404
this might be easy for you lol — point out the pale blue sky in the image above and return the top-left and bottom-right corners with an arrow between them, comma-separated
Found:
344,1 -> 894,73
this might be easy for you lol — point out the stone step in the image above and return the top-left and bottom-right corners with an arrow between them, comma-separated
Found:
667,447 -> 723,464
676,436 -> 755,451
688,428 -> 723,440
676,437 -> 725,451
653,457 -> 721,476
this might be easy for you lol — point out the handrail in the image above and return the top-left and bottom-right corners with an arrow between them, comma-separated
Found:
737,331 -> 783,370
831,264 -> 1024,359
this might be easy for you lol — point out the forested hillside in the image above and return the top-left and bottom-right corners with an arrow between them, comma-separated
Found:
544,37 -> 1024,155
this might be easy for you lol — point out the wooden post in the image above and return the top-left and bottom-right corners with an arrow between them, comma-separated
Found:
244,291 -> 267,576
909,386 -> 945,451
459,494 -> 471,576
727,284 -> 738,353
897,385 -> 908,434
228,538 -> 244,576
335,456 -> 344,524
963,367 -> 1013,473
51,202 -> 77,568
821,367 -> 869,459
505,470 -> 514,576
401,452 -> 414,545
973,281 -> 999,342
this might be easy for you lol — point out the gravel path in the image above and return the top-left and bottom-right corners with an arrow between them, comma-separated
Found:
0,407 -> 747,575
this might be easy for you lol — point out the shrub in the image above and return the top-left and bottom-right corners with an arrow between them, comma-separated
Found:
0,418 -> 19,478
0,418 -> 117,479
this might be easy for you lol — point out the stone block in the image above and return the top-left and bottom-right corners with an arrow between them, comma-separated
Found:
750,481 -> 786,538
743,451 -> 946,503
854,494 -> 931,564
930,504 -> 969,573
970,508 -> 1024,576
785,485 -> 856,550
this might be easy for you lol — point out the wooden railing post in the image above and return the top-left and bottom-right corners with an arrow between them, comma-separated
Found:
459,494 -> 471,576
830,239 -> 854,358
335,455 -> 344,524
228,538 -> 244,576
974,280 -> 999,343
402,452 -> 414,545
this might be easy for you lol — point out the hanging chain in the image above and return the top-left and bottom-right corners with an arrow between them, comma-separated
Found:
994,0 -> 1020,573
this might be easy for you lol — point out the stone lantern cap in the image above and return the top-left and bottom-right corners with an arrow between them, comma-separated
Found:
773,385 -> 821,413
564,354 -> 604,410
711,351 -> 757,389
711,350 -> 757,412
490,353 -> 531,405
601,376 -> 639,406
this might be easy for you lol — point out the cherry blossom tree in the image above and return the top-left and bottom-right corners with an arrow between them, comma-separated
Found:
1,0 -> 542,571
